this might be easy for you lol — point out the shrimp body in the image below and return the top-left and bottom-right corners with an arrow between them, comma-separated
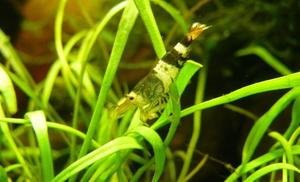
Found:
115,23 -> 209,121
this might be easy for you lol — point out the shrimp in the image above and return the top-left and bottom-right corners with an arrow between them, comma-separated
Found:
115,23 -> 209,121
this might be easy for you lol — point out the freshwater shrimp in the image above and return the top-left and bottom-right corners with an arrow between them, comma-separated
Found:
115,22 -> 209,121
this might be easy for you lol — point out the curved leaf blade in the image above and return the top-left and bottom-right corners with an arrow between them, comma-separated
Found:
25,111 -> 54,182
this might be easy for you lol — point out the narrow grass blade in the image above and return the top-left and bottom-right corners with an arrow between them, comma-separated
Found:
269,132 -> 294,182
130,158 -> 155,182
42,30 -> 87,105
0,121 -> 32,179
0,65 -> 17,114
176,60 -> 203,95
6,69 -> 63,123
284,96 -> 300,138
0,166 -> 8,182
163,83 -> 181,146
80,160 -> 102,182
46,122 -> 100,148
54,0 -> 74,83
178,59 -> 206,182
74,0 -> 127,100
78,0 -> 138,158
225,145 -> 300,181
70,61 -> 96,107
181,72 -> 300,118
0,117 -> 100,148
96,108 -> 112,145
0,67 -> 32,178
236,45 -> 292,75
166,149 -> 176,181
185,155 -> 209,181
131,126 -> 166,182
25,111 -> 54,182
41,62 -> 61,105
242,87 -> 300,168
244,163 -> 300,182
0,29 -> 35,87
71,2 -> 128,156
52,136 -> 142,182
7,72 -> 44,111
151,0 -> 188,32
134,0 -> 166,58
289,127 -> 300,146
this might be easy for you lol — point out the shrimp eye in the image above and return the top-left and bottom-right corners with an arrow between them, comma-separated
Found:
128,96 -> 135,101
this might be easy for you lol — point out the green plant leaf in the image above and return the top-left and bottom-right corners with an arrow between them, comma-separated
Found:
7,72 -> 44,112
78,0 -> 138,158
284,96 -> 300,139
181,72 -> 300,118
0,65 -> 17,114
0,29 -> 35,87
178,59 -> 206,182
25,111 -> 54,182
225,145 -> 300,181
269,132 -> 294,182
0,108 -> 32,179
46,122 -> 100,148
131,126 -> 166,182
0,123 -> 32,179
176,60 -> 203,95
0,166 -> 8,182
133,0 -> 166,58
241,87 -> 300,168
244,163 -> 300,182
42,30 -> 88,105
163,83 -> 181,146
151,0 -> 188,32
236,45 -> 292,75
52,136 -> 142,182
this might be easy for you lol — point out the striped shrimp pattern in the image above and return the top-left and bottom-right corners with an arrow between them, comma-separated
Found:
115,23 -> 209,121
